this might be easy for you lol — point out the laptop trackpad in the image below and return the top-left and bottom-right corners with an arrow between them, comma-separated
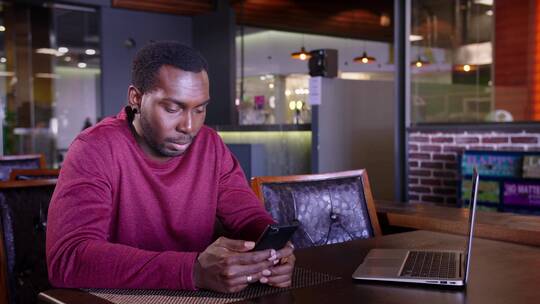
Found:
353,249 -> 408,278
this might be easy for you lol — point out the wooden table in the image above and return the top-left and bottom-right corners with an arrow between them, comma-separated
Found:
376,200 -> 540,246
39,230 -> 540,304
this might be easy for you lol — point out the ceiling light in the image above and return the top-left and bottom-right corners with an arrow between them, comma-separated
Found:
58,47 -> 69,53
35,73 -> 60,79
353,51 -> 376,64
411,56 -> 429,68
380,13 -> 391,27
64,56 -> 72,62
486,10 -> 493,16
295,101 -> 303,110
474,0 -> 493,5
285,90 -> 291,96
268,83 -> 274,89
0,57 -> 6,63
291,46 -> 311,61
85,49 -> 96,55
36,48 -> 62,56
77,62 -> 87,68
409,35 -> 424,42
289,101 -> 296,111
0,26 -> 5,32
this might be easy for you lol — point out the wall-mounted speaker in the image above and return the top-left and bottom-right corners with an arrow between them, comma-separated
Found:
308,49 -> 338,78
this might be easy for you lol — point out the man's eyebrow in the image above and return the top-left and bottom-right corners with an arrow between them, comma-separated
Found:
162,98 -> 210,107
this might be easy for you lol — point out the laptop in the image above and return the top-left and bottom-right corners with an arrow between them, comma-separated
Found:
352,168 -> 479,286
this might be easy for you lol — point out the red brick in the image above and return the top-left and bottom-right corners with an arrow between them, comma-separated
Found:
408,144 -> 419,151
443,146 -> 466,153
456,137 -> 480,144
431,137 -> 454,143
434,171 -> 456,178
409,153 -> 430,160
422,195 -> 444,203
410,136 -> 429,143
421,162 -> 444,169
469,146 -> 495,151
433,154 -> 456,161
409,178 -> 419,184
420,145 -> 442,153
409,161 -> 419,168
420,178 -> 441,186
445,163 -> 458,170
511,136 -> 538,144
409,186 -> 431,193
482,137 -> 509,144
433,188 -> 456,195
408,194 -> 420,201
409,170 -> 431,177
499,146 -> 525,151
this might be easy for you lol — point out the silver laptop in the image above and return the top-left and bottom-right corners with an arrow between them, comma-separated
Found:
352,168 -> 479,286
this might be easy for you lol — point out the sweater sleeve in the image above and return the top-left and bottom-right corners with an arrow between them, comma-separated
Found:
46,138 -> 197,290
215,138 -> 275,241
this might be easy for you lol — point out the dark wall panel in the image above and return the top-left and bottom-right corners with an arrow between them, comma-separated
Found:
100,7 -> 192,117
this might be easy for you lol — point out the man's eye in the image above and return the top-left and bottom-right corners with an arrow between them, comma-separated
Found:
165,107 -> 180,113
195,106 -> 206,114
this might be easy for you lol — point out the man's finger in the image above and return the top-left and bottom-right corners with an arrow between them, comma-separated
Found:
221,260 -> 274,278
265,274 -> 292,286
266,263 -> 294,276
226,249 -> 276,265
216,237 -> 255,252
223,271 -> 266,287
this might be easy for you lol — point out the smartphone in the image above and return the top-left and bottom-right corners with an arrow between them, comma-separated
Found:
252,223 -> 298,251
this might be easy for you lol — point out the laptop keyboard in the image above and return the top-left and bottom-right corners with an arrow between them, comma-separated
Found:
399,251 -> 458,279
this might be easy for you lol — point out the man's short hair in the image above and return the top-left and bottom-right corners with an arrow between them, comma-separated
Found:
131,41 -> 208,94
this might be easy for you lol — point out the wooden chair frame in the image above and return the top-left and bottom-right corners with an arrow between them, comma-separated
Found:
0,154 -> 46,169
251,169 -> 382,236
8,169 -> 60,181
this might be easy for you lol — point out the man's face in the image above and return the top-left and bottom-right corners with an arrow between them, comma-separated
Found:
130,65 -> 210,160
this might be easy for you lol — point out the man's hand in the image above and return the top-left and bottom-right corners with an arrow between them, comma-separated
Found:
259,242 -> 295,288
193,237 -> 278,293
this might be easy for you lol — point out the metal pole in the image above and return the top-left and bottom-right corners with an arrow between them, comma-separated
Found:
394,0 -> 411,202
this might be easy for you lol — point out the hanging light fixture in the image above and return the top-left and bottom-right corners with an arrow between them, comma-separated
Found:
411,55 -> 429,68
354,51 -> 376,64
291,34 -> 311,61
354,40 -> 376,64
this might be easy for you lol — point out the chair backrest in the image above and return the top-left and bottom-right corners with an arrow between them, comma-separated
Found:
251,169 -> 381,248
9,169 -> 60,181
0,179 -> 57,304
0,155 -> 46,181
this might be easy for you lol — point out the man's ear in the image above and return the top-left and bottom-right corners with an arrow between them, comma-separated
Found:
127,85 -> 142,108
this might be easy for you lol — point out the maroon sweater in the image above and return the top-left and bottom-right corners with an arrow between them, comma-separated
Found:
46,110 -> 274,290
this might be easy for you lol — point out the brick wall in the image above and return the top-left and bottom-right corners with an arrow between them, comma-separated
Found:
408,130 -> 540,205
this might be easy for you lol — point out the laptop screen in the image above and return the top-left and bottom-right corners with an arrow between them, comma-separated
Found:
464,167 -> 479,283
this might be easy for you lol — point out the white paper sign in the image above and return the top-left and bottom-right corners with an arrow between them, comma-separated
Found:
308,76 -> 322,105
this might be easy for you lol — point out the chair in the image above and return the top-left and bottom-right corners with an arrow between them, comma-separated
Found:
9,169 -> 60,181
251,169 -> 381,248
0,154 -> 46,181
0,179 -> 57,304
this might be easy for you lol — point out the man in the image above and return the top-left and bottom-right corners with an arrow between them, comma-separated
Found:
46,41 -> 295,293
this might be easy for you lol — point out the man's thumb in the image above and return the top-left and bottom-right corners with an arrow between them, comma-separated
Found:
218,237 -> 255,252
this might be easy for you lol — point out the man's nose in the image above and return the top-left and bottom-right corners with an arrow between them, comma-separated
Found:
177,111 -> 192,133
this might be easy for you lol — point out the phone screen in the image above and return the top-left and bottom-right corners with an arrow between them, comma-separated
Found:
252,223 -> 298,251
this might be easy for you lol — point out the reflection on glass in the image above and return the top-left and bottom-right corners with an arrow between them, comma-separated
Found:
410,0 -> 538,124
236,26 -> 396,125
0,3 -> 100,166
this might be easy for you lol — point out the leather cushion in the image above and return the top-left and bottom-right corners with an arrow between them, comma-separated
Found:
261,176 -> 374,248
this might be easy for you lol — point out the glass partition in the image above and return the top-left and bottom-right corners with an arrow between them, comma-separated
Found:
0,2 -> 100,166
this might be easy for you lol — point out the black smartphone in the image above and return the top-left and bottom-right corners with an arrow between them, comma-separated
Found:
252,223 -> 298,251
